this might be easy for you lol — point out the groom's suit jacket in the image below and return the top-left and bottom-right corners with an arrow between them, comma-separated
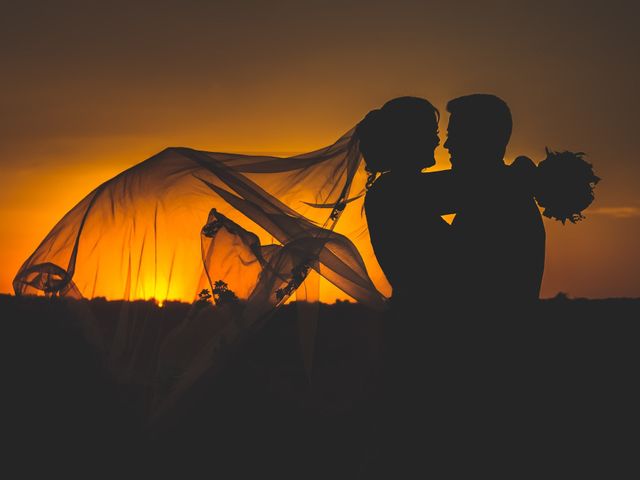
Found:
452,166 -> 545,309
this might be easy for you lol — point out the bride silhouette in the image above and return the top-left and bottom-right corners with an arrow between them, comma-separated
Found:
359,97 -> 452,309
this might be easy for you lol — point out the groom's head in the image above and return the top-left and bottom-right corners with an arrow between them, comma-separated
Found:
444,94 -> 512,171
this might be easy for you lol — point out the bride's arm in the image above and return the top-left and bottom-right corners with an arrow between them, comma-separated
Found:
417,169 -> 461,215
418,158 -> 540,216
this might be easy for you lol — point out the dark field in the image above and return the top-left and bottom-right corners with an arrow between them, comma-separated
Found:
2,294 -> 640,478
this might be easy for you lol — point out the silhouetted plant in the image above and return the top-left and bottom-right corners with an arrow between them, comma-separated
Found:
212,280 -> 238,305
196,288 -> 212,305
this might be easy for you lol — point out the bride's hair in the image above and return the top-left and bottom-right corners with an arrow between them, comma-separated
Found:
356,96 -> 440,185
513,149 -> 600,224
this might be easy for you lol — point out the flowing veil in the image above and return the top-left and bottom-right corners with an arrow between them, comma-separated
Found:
13,127 -> 387,419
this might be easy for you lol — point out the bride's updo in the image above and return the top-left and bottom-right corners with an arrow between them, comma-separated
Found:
356,96 -> 440,182
513,149 -> 600,224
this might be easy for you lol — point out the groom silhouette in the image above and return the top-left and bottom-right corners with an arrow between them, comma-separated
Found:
444,94 -> 545,311
405,94 -> 548,474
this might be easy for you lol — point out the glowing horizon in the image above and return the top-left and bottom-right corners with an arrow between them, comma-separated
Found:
5,140 -> 632,304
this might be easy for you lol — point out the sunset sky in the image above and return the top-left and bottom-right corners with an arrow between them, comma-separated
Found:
1,0 -> 638,300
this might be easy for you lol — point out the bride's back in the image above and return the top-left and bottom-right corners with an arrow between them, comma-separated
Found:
365,172 -> 451,304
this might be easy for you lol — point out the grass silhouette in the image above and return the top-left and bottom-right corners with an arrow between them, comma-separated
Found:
2,294 -> 639,478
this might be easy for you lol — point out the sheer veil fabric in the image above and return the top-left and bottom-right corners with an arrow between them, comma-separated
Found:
13,128 -> 387,419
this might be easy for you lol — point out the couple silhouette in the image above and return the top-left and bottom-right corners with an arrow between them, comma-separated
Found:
361,94 -> 544,313
357,95 -> 551,478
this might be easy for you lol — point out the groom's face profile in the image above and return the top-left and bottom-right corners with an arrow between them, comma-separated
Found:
444,94 -> 512,171
444,114 -> 469,170
444,113 -> 507,171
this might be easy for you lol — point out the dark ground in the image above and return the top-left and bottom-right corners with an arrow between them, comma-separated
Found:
1,294 -> 639,478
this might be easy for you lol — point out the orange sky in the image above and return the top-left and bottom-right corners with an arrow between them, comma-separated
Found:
1,1 -> 639,300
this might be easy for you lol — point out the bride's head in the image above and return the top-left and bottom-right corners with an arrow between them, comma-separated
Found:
356,96 -> 440,177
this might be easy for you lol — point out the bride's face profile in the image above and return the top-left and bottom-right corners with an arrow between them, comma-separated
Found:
397,126 -> 440,172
